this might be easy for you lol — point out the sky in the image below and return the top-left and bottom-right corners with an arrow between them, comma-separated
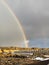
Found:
0,0 -> 26,47
0,0 -> 49,47
5,0 -> 49,47
6,0 -> 49,40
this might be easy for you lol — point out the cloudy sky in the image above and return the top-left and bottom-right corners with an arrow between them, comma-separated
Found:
0,0 -> 49,47
0,0 -> 26,47
5,0 -> 49,47
6,0 -> 49,39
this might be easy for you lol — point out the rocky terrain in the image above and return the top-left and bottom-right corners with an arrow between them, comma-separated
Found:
0,56 -> 49,65
0,47 -> 49,65
0,56 -> 39,65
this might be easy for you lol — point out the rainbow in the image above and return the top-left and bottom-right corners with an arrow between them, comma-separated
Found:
1,0 -> 28,48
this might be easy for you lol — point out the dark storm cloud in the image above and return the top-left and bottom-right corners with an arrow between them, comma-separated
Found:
6,0 -> 49,40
